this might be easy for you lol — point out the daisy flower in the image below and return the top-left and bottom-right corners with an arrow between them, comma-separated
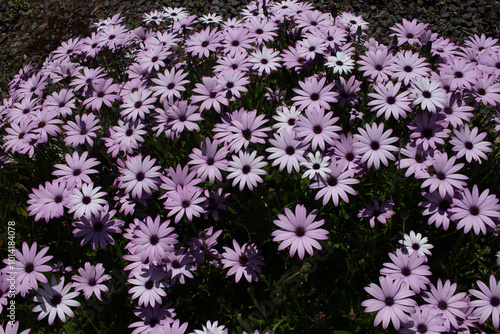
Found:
469,275 -> 500,328
32,276 -> 80,325
368,81 -> 412,120
291,76 -> 338,111
294,106 -> 341,151
68,182 -> 108,219
272,204 -> 329,260
301,151 -> 331,181
185,26 -> 223,58
353,123 -> 399,170
398,306 -> 447,334
249,46 -> 282,75
52,151 -> 100,190
409,77 -> 447,113
128,266 -> 167,307
361,276 -> 417,330
151,68 -> 190,103
399,231 -> 434,257
221,240 -> 264,283
226,150 -> 267,191
13,242 -> 53,297
188,138 -> 229,183
164,247 -> 196,285
358,198 -> 395,228
389,18 -> 428,46
192,320 -> 228,334
62,113 -> 101,148
310,159 -> 359,206
380,249 -> 432,294
72,262 -> 111,300
120,90 -> 157,121
419,191 -> 455,231
118,155 -> 162,199
419,152 -> 468,198
326,51 -> 355,75
164,185 -> 206,223
389,50 -> 431,86
450,184 -> 500,235
449,126 -> 492,164
266,128 -> 308,174
190,76 -> 228,114
272,105 -> 301,133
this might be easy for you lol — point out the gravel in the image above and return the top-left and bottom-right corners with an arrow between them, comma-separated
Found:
0,0 -> 499,91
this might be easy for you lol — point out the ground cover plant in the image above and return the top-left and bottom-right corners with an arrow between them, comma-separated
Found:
0,0 -> 500,333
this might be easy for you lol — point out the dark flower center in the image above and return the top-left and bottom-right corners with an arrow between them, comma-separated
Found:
51,294 -> 62,306
404,65 -> 413,72
401,267 -> 411,276
207,157 -> 214,165
406,33 -> 414,38
150,235 -> 159,245
439,199 -> 451,210
239,256 -> 248,265
93,222 -> 104,232
88,279 -> 97,286
346,152 -> 355,161
478,88 -> 486,95
375,64 -> 383,71
53,194 -> 63,203
312,163 -> 320,170
298,57 -> 306,63
82,196 -> 91,204
201,41 -> 209,47
226,82 -> 234,89
25,263 -> 34,273
373,209 -> 381,217
38,121 -> 46,128
386,96 -> 396,104
422,129 -> 433,139
464,141 -> 473,149
209,91 -> 217,98
417,324 -> 427,333
436,172 -> 446,180
126,129 -> 133,136
336,61 -> 343,66
313,125 -> 322,134
422,91 -> 431,98
231,64 -> 238,70
491,297 -> 500,307
438,300 -> 447,310
97,91 -> 105,98
496,63 -> 500,69
134,101 -> 142,108
415,154 -> 425,163
242,165 -> 251,174
370,141 -> 380,150
167,83 -> 175,90
295,227 -> 305,237
327,177 -> 338,187
80,128 -> 88,135
287,118 -> 295,126
18,132 -> 25,139
151,56 -> 158,63
309,46 -> 316,52
178,115 -> 187,122
285,146 -> 295,155
172,260 -> 181,268
443,107 -> 453,114
310,93 -> 320,101
242,128 -> 252,140
136,172 -> 145,181
73,169 -> 81,176
455,71 -> 463,78
255,28 -> 263,34
59,102 -> 66,107
232,40 -> 240,46
469,206 -> 479,216
261,59 -> 269,64
182,200 -> 190,208
412,243 -> 420,250
385,297 -> 394,306
145,280 -> 154,290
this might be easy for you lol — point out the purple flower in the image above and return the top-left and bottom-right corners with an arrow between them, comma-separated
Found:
227,150 -> 267,191
469,275 -> 500,328
358,198 -> 395,228
353,122 -> 399,170
191,320 -> 228,334
295,106 -> 341,151
380,248 -> 432,294
249,46 -> 282,75
310,159 -> 359,206
151,68 -> 190,103
409,77 -> 447,113
390,18 -> 428,46
266,128 -> 308,174
32,276 -> 80,325
450,184 -> 500,235
165,247 -> 196,285
118,155 -> 162,199
129,303 -> 177,334
185,26 -> 223,58
164,185 -> 207,223
221,240 -> 264,283
190,76 -> 228,114
419,152 -> 468,198
158,319 -> 189,334
0,320 -> 31,334
421,279 -> 468,330
188,138 -> 229,183
128,265 -> 167,307
291,76 -> 338,111
13,242 -> 53,297
120,89 -> 157,121
368,81 -> 412,120
62,113 -> 101,148
68,182 -> 108,219
449,126 -> 492,164
399,305 -> 447,334
52,151 -> 100,190
27,179 -> 71,223
71,262 -> 111,300
389,50 -> 431,86
83,78 -> 121,111
361,276 -> 417,330
272,204 -> 329,260
130,215 -> 178,264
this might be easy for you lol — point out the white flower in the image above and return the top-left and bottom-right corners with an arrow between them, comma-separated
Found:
399,230 -> 433,257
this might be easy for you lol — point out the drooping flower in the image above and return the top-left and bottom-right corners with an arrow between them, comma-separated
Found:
272,204 -> 329,260
358,198 -> 395,228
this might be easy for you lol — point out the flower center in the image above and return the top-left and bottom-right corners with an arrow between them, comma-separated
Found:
422,91 -> 431,98
310,93 -> 320,101
443,107 -> 453,114
73,169 -> 81,176
126,129 -> 133,136
295,227 -> 305,237
386,96 -> 396,104
406,33 -> 414,38
145,280 -> 154,290
439,199 -> 451,210
25,263 -> 34,273
346,152 -> 355,161
82,196 -> 91,205
438,300 -> 447,310
239,256 -> 248,265
207,157 -> 214,165
454,71 -> 463,78
134,101 -> 142,108
209,91 -> 217,99
287,118 -> 295,126
313,125 -> 322,134
422,129 -> 433,139
464,141 -> 473,150
336,60 -> 343,66
375,64 -> 383,71
172,260 -> 181,268
285,146 -> 295,155
370,141 -> 380,150
385,297 -> 394,306
469,206 -> 479,216
136,172 -> 145,181
150,235 -> 159,245
182,200 -> 190,208
436,172 -> 446,180
242,128 -> 252,140
232,40 -> 240,46
93,221 -> 104,232
51,294 -> 63,306
54,195 -> 63,203
417,324 -> 427,333
401,267 -> 411,276
88,279 -> 97,286
327,177 -> 338,187
404,65 -> 413,72
201,41 -> 209,47
478,88 -> 486,95
242,165 -> 251,174
261,59 -> 269,65
412,243 -> 420,250
491,297 -> 500,307
255,28 -> 263,34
